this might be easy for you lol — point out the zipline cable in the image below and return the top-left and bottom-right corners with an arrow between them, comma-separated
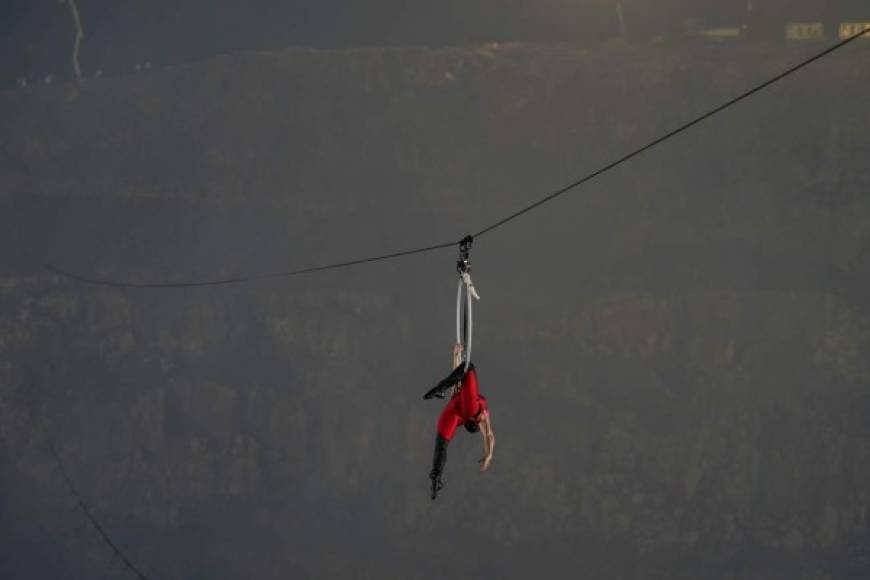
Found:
473,26 -> 870,239
16,362 -> 150,579
38,240 -> 457,288
35,26 -> 870,289
49,441 -> 150,580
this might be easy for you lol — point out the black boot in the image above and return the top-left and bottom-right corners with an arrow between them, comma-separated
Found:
423,363 -> 468,400
429,435 -> 449,500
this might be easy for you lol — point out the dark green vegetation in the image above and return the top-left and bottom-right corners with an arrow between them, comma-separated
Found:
1,42 -> 869,579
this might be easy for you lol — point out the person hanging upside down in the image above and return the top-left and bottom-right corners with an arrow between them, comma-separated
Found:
423,344 -> 495,500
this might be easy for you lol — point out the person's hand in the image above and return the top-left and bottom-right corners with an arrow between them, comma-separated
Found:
478,455 -> 492,472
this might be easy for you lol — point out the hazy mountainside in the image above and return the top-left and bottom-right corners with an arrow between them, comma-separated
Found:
1,42 -> 869,579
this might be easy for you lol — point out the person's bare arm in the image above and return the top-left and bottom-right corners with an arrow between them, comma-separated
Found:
452,343 -> 463,369
478,412 -> 495,471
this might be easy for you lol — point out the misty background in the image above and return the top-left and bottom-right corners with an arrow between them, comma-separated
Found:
1,1 -> 870,579
2,1 -> 869,86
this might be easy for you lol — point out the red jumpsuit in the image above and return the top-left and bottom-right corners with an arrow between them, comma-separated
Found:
436,366 -> 488,441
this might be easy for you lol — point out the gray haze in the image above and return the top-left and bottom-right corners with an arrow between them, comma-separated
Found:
3,1 -> 868,85
2,6 -> 870,580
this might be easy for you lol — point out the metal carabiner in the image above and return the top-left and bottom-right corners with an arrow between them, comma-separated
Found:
456,235 -> 473,275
